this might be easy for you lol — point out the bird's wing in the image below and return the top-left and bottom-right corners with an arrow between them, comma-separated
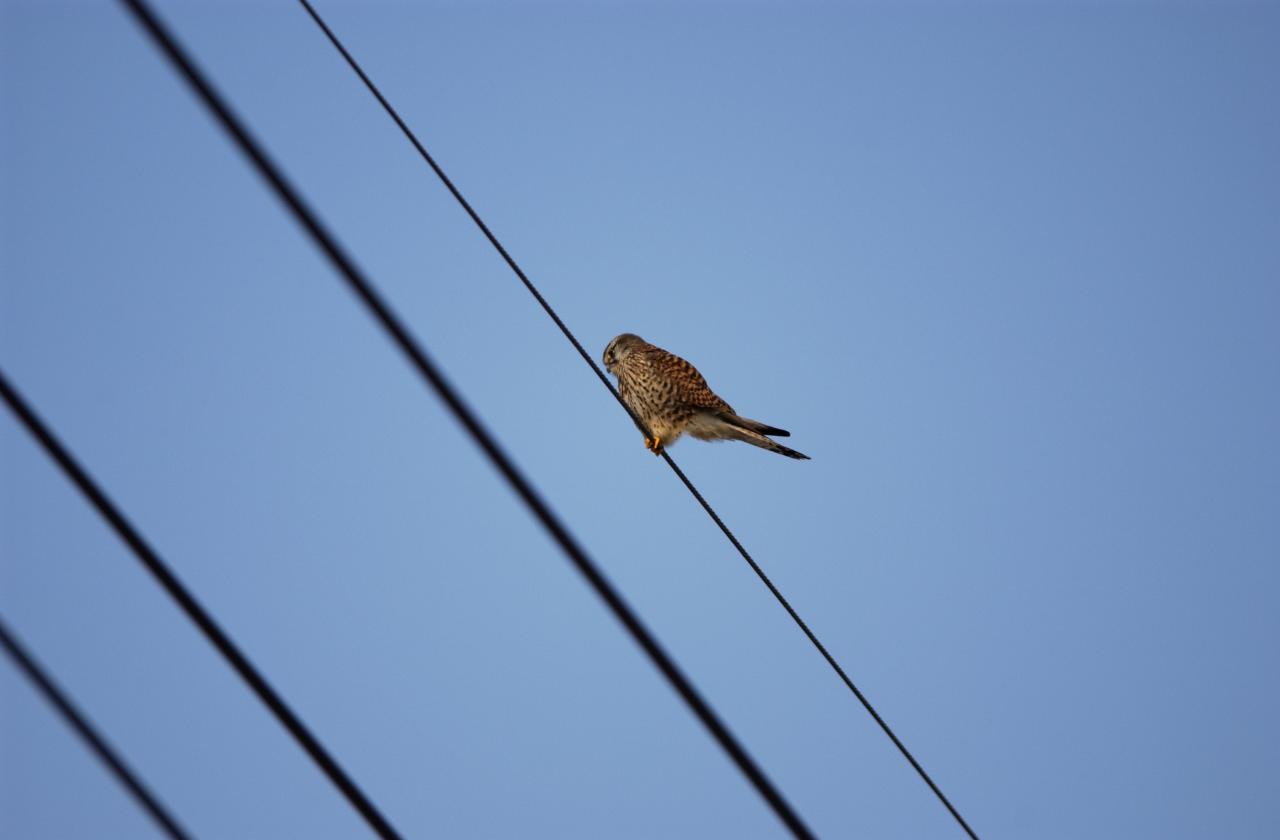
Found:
650,349 -> 735,414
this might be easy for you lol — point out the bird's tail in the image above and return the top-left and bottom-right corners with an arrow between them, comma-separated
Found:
722,415 -> 810,460
726,415 -> 792,437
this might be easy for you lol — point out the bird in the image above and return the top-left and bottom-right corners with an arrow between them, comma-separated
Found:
602,333 -> 809,460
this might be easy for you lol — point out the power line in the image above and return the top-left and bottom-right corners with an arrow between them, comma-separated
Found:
0,614 -> 193,840
293,3 -> 978,838
114,1 -> 816,837
0,372 -> 404,840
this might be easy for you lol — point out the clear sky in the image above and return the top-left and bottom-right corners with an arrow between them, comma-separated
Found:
2,1 -> 1278,838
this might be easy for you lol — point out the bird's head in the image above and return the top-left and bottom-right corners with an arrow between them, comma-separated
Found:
603,333 -> 646,375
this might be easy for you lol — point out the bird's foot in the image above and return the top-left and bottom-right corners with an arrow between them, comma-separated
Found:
644,436 -> 664,455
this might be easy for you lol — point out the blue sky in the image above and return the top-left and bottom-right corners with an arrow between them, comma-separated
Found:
3,1 -> 1278,837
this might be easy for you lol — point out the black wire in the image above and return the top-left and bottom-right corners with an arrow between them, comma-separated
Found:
293,3 -> 979,838
0,372 -> 403,840
295,0 -> 629,426
113,1 -> 816,837
0,614 -> 193,840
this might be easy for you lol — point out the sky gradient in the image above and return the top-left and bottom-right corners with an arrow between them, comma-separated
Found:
3,1 -> 1279,838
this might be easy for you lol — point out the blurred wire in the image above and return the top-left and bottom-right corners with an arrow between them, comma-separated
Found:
114,1 -> 815,837
0,371 -> 404,840
294,2 -> 979,837
0,614 -> 193,840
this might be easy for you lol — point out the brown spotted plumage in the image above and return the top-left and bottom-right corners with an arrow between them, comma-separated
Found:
602,333 -> 809,460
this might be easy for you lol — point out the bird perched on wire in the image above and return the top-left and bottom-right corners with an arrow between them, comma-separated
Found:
602,333 -> 809,460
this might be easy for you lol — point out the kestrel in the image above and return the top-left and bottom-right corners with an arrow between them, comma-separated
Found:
603,333 -> 810,460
